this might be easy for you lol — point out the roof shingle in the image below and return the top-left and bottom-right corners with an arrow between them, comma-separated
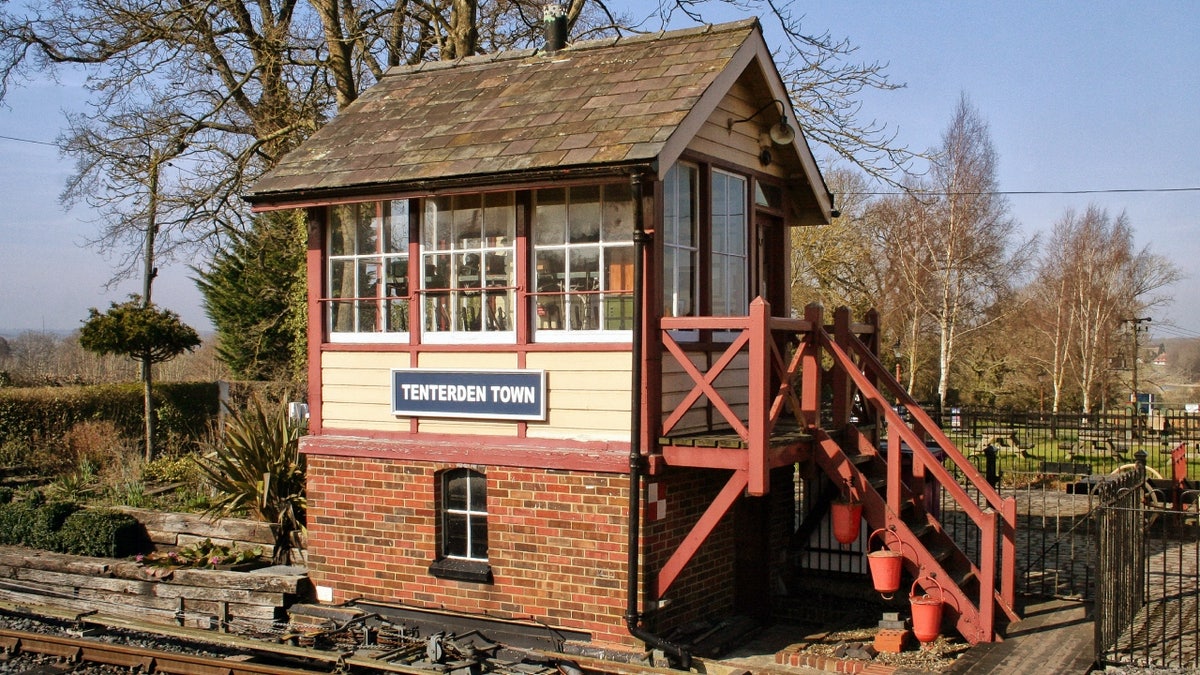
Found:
247,19 -> 761,202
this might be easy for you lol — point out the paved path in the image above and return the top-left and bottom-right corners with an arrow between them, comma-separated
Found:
946,597 -> 1095,674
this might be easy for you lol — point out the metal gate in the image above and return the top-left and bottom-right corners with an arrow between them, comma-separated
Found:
1094,467 -> 1200,670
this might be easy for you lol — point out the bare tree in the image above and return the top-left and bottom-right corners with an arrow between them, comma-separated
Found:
1,1 -> 911,288
894,95 -> 1033,407
1033,206 -> 1181,412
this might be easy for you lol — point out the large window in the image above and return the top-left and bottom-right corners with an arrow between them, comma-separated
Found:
328,201 -> 409,341
421,194 -> 516,342
532,184 -> 635,339
321,181 -> 640,344
711,170 -> 748,316
662,164 -> 697,318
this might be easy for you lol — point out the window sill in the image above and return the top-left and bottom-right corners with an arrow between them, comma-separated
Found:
428,557 -> 493,584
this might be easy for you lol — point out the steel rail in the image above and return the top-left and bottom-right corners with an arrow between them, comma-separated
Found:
0,598 -> 737,675
0,627 -> 328,675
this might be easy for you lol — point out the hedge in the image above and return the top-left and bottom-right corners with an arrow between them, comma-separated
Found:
0,382 -> 220,452
0,500 -> 148,558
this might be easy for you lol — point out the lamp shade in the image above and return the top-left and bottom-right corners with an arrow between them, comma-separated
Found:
769,119 -> 795,146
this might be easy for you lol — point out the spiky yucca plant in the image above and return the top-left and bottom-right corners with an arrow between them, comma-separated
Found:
197,398 -> 306,564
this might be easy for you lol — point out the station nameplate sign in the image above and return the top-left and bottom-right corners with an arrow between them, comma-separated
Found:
391,369 -> 547,421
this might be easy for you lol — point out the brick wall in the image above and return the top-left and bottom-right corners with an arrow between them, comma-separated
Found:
306,454 -> 796,653
642,468 -> 737,630
306,455 -> 637,648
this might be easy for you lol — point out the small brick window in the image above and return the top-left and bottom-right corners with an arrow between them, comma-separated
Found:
429,468 -> 493,583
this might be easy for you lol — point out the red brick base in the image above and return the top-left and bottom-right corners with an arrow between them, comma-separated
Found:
873,628 -> 912,654
775,644 -> 900,675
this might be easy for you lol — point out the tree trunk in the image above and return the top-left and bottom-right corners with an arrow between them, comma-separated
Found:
143,359 -> 155,462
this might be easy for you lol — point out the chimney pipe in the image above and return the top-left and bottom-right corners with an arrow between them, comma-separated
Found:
543,3 -> 567,54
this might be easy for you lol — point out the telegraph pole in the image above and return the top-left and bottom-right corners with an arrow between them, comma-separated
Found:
1123,316 -> 1152,435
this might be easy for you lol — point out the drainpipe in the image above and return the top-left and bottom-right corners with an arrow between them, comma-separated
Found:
625,171 -> 691,669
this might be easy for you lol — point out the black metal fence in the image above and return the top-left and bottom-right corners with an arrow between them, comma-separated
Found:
1094,465 -> 1200,670
925,407 -> 1200,601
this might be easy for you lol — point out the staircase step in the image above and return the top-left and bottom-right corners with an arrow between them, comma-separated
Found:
925,540 -> 956,564
848,452 -> 874,466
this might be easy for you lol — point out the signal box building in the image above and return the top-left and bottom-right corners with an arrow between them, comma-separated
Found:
247,17 -> 1016,662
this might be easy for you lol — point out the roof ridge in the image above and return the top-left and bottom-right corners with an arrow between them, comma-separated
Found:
383,17 -> 760,78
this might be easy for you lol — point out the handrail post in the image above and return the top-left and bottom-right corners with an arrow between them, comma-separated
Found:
801,304 -> 823,430
1001,496 -> 1016,607
748,298 -> 770,496
831,307 -> 853,428
887,418 -> 902,515
979,508 -> 997,642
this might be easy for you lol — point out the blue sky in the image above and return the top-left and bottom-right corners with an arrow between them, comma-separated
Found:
1,1 -> 1198,340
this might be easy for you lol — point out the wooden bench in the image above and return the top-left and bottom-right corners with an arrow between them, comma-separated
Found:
1041,461 -> 1092,476
978,429 -> 1034,456
1071,431 -> 1126,460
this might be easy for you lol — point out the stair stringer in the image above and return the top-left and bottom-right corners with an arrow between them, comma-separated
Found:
811,427 -> 1010,644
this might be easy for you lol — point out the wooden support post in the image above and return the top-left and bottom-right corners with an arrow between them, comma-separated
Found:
655,471 -> 748,598
1001,496 -> 1016,608
831,307 -> 852,428
748,298 -> 771,496
801,304 -> 824,429
978,509 -> 997,642
887,420 -> 902,516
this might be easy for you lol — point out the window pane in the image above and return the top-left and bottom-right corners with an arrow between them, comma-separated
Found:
425,197 -> 452,250
468,473 -> 486,510
568,185 -> 600,243
469,516 -> 488,559
425,254 -> 451,290
483,193 -> 515,243
454,194 -> 482,248
329,300 -> 353,333
534,189 -> 566,246
384,200 -> 410,253
606,246 -> 634,292
446,472 -> 468,510
484,290 -> 511,331
355,203 -> 377,255
536,250 -> 564,293
484,252 -> 510,286
755,182 -> 782,209
569,248 -> 599,291
535,250 -> 565,330
712,259 -> 728,316
602,183 -> 633,242
458,253 -> 481,289
329,205 -> 352,256
729,263 -> 747,311
679,255 -> 695,317
444,513 -> 467,557
677,169 -> 694,246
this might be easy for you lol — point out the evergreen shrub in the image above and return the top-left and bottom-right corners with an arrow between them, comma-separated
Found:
56,509 -> 148,558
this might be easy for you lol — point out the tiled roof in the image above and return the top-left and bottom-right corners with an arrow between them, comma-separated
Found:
246,19 -> 761,202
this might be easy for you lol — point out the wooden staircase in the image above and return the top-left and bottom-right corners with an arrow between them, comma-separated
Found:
651,300 -> 1019,644
809,307 -> 1019,644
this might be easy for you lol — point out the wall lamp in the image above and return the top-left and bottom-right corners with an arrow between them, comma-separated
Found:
727,99 -> 796,146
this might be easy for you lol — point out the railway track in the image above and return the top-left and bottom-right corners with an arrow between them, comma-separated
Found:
0,601 -> 693,675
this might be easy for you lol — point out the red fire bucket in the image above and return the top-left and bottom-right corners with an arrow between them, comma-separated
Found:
909,577 -> 946,644
866,528 -> 903,599
831,499 -> 863,545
